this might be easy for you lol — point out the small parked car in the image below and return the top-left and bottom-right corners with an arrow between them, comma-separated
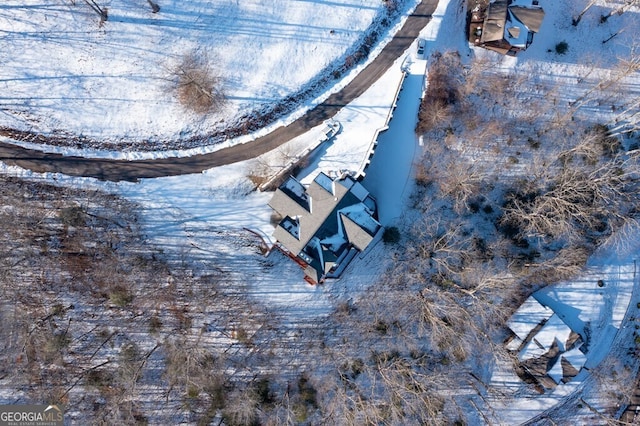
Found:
416,39 -> 426,56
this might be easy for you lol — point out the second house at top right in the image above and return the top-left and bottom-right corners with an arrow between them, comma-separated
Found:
470,0 -> 545,56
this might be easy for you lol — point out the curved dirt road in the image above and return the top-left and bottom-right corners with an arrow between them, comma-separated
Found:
0,0 -> 437,182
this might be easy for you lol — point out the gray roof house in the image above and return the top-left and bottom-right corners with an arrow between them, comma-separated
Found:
268,172 -> 382,284
472,0 -> 545,55
505,296 -> 586,389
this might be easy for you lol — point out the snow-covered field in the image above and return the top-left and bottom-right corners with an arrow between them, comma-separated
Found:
0,0 -> 410,149
1,0 -> 640,423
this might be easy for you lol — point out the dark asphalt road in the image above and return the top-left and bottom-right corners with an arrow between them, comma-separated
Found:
0,0 -> 438,182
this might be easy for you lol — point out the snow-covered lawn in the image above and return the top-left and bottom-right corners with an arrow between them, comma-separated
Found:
0,0 -> 406,149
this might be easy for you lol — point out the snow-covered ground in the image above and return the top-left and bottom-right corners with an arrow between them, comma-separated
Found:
468,1 -> 640,421
0,0 -> 436,320
0,0 -> 417,152
1,0 -> 640,423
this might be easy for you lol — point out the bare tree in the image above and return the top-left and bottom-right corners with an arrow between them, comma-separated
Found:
600,0 -> 639,22
163,337 -> 228,411
223,387 -> 259,425
436,159 -> 485,214
572,0 -> 598,26
82,0 -> 108,22
602,27 -> 626,44
173,51 -> 226,114
607,49 -> 640,136
374,356 -> 447,423
502,132 -> 638,242
571,49 -> 640,109
416,51 -> 462,134
147,0 -> 160,13
410,217 -> 474,276
609,109 -> 640,137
